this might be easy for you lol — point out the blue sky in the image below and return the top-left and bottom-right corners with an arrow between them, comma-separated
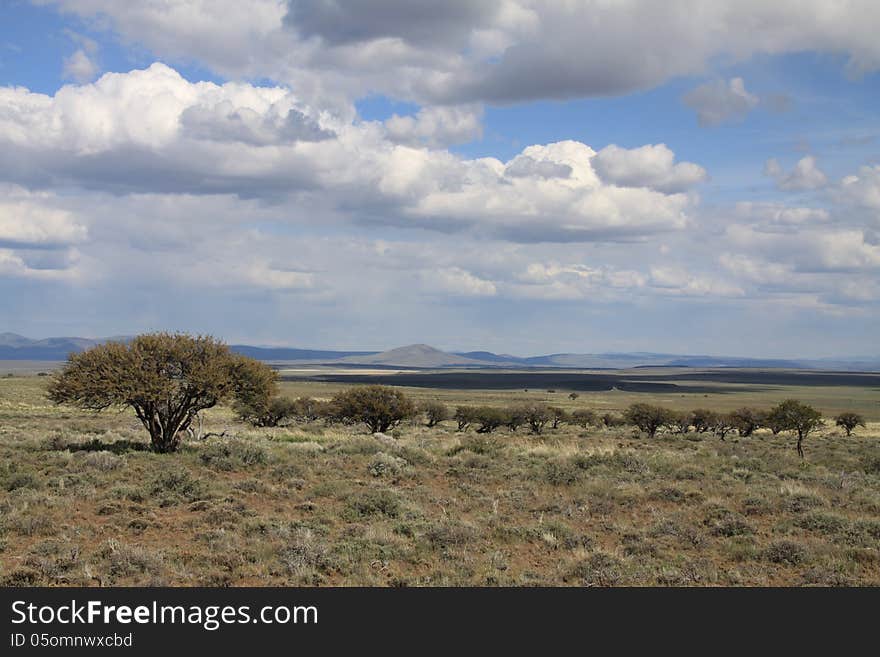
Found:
1,1 -> 879,357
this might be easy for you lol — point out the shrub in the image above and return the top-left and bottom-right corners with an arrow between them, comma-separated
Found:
198,440 -> 267,470
665,411 -> 692,434
781,492 -> 826,513
570,409 -> 598,429
330,385 -> 416,433
710,518 -> 754,537
712,413 -> 736,441
542,459 -> 581,485
346,489 -> 401,518
424,521 -> 476,549
101,540 -> 164,579
730,407 -> 762,437
567,553 -> 623,587
280,528 -> 332,581
453,406 -> 478,432
690,409 -> 718,433
601,412 -> 626,428
421,401 -> 449,427
764,540 -> 808,565
75,451 -> 124,472
834,412 -> 865,437
3,472 -> 40,492
293,396 -> 325,423
795,512 -> 848,535
624,403 -> 674,438
524,404 -> 552,434
504,406 -> 528,431
571,451 -> 647,474
861,454 -> 880,475
548,406 -> 568,429
367,452 -> 408,478
147,468 -> 207,502
449,435 -> 501,456
474,407 -> 507,434
236,396 -> 298,427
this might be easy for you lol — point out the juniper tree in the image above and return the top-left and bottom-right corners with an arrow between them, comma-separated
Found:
834,412 -> 865,437
767,400 -> 824,458
421,401 -> 449,427
330,385 -> 416,434
48,333 -> 276,453
624,403 -> 674,438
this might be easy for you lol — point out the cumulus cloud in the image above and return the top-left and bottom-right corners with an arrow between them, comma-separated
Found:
62,49 -> 99,83
649,266 -> 744,297
35,1 -> 880,106
682,78 -> 759,126
61,29 -> 100,83
508,262 -> 646,300
0,65 -> 698,243
420,267 -> 497,297
838,165 -> 880,212
180,102 -> 334,145
718,253 -> 795,287
725,223 -> 880,273
504,260 -> 742,300
0,188 -> 87,248
592,144 -> 707,192
713,172 -> 880,308
384,105 -> 483,147
734,201 -> 829,225
765,155 -> 828,191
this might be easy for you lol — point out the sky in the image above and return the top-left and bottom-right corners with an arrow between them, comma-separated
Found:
0,1 -> 878,357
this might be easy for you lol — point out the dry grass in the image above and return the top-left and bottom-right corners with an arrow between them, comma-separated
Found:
0,375 -> 878,586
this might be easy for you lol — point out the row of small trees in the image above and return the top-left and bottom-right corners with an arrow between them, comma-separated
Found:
621,401 -> 865,458
46,333 -> 867,458
236,387 -> 865,459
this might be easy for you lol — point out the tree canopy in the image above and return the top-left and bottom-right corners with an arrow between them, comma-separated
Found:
767,399 -> 824,458
47,333 -> 276,453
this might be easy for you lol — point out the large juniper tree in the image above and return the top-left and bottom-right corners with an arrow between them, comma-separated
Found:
47,333 -> 276,453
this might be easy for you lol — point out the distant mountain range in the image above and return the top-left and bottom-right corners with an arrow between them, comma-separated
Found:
1,333 -> 878,371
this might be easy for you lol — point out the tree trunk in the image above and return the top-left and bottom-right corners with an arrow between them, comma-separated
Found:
150,426 -> 182,453
150,417 -> 190,453
796,434 -> 804,459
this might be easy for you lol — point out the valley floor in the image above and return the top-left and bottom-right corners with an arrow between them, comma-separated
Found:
1,377 -> 878,586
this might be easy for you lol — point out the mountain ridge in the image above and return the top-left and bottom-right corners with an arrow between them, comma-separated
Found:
1,334 -> 878,371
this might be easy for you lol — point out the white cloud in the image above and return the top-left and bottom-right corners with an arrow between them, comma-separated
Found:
509,262 -> 646,300
62,48 -> 99,83
592,143 -> 707,192
385,105 -> 483,147
734,201 -> 829,225
0,65 -> 698,243
649,265 -> 744,297
719,253 -> 795,286
34,1 -> 880,106
0,187 -> 88,247
725,224 -> 880,273
839,165 -> 880,212
682,77 -> 759,126
0,248 -> 78,280
764,155 -> 828,191
420,267 -> 497,297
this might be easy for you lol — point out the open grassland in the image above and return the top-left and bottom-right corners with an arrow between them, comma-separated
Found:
1,375 -> 879,586
278,374 -> 880,420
